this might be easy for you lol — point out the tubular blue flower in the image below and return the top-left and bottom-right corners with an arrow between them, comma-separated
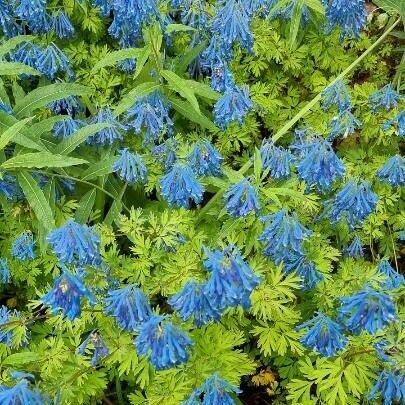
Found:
376,155 -> 405,187
91,0 -> 111,17
368,371 -> 405,405
344,236 -> 364,258
152,138 -> 177,171
52,11 -> 75,39
377,259 -> 404,290
0,258 -> 10,284
49,96 -> 81,116
369,84 -> 402,112
0,0 -> 20,38
326,0 -> 367,41
53,117 -> 83,139
224,178 -> 260,217
169,280 -> 222,327
297,312 -> 348,357
0,306 -> 16,345
10,42 -> 43,71
112,149 -> 147,185
126,92 -> 173,145
47,220 -> 101,267
160,163 -> 204,209
0,100 -> 12,114
78,331 -> 109,366
201,35 -> 234,76
203,246 -> 261,310
325,179 -> 378,230
179,0 -> 208,30
259,209 -> 312,263
328,111 -> 361,141
135,315 -> 193,370
338,287 -> 398,334
41,267 -> 96,320
260,139 -> 294,180
35,43 -> 74,80
104,285 -> 152,331
188,139 -> 223,177
383,110 -> 405,137
284,254 -> 324,290
181,389 -> 201,405
200,373 -> 241,405
321,79 -> 351,113
87,107 -> 127,145
214,84 -> 253,129
270,1 -> 310,24
0,378 -> 45,404
11,232 -> 35,261
15,0 -> 50,34
374,339 -> 394,363
0,174 -> 23,201
211,0 -> 254,53
295,137 -> 345,193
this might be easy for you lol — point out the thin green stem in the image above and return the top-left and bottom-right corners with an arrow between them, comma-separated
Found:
197,18 -> 401,223
115,373 -> 125,405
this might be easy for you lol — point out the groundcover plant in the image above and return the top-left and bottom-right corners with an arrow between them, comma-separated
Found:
0,0 -> 403,404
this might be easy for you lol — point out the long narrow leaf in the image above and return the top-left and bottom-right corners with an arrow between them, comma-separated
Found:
0,117 -> 33,151
91,47 -> 144,73
1,152 -> 87,169
0,62 -> 40,76
81,156 -> 117,181
75,189 -> 97,224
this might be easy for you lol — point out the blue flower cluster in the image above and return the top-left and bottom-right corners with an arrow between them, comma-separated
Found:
47,220 -> 101,267
376,155 -> 405,187
0,306 -> 18,345
260,139 -> 294,180
182,373 -> 241,405
11,231 -> 35,261
41,266 -> 96,320
383,110 -> 405,137
170,246 -> 260,326
112,148 -> 148,185
344,235 -> 364,258
377,259 -> 404,290
224,178 -> 260,218
88,107 -> 127,145
369,84 -> 402,112
0,377 -> 45,405
78,331 -> 109,366
368,371 -> 405,405
188,139 -> 223,177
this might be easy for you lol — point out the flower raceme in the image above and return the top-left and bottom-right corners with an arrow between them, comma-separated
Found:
344,235 -> 364,258
11,231 -> 35,261
78,331 -> 109,366
188,139 -> 223,177
112,148 -> 148,185
376,155 -> 405,187
0,377 -> 45,405
376,259 -> 404,290
368,371 -> 405,405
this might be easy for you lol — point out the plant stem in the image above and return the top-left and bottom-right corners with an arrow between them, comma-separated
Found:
197,18 -> 401,223
115,373 -> 125,405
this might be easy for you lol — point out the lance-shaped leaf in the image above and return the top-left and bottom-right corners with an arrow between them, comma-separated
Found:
0,62 -> 40,76
1,152 -> 87,169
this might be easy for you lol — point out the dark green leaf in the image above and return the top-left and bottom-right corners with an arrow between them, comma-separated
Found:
75,189 -> 97,224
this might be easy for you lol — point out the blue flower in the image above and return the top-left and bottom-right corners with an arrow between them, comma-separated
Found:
321,79 -> 351,113
260,139 -> 294,180
0,258 -> 10,284
297,312 -> 348,357
344,236 -> 364,258
368,371 -> 405,405
201,35 -> 234,77
325,179 -> 378,230
0,378 -> 45,405
203,246 -> 261,310
369,84 -> 402,112
169,280 -> 222,327
270,1 -> 310,24
377,259 -> 404,290
42,267 -> 96,320
10,42 -> 43,72
15,0 -> 50,34
0,306 -> 17,345
0,1 -> 21,38
200,373 -> 241,405
78,331 -> 109,366
152,138 -> 177,171
104,285 -> 152,331
52,11 -> 75,39
214,84 -> 253,129
259,209 -> 312,263
53,117 -> 83,139
91,0 -> 111,17
0,100 -> 12,114
284,253 -> 324,290
376,155 -> 405,187
160,163 -> 204,209
383,110 -> 405,137
126,92 -> 173,145
326,0 -> 367,41
135,315 -> 193,370
181,389 -> 201,405
11,232 -> 35,261
374,339 -> 394,363
0,174 -> 23,201
295,137 -> 345,193
328,111 -> 361,141
211,0 -> 254,53
112,148 -> 148,185
35,43 -> 74,80
224,178 -> 260,218
338,287 -> 398,334
47,219 -> 101,267
87,107 -> 127,145
188,139 -> 223,177
49,96 -> 81,116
